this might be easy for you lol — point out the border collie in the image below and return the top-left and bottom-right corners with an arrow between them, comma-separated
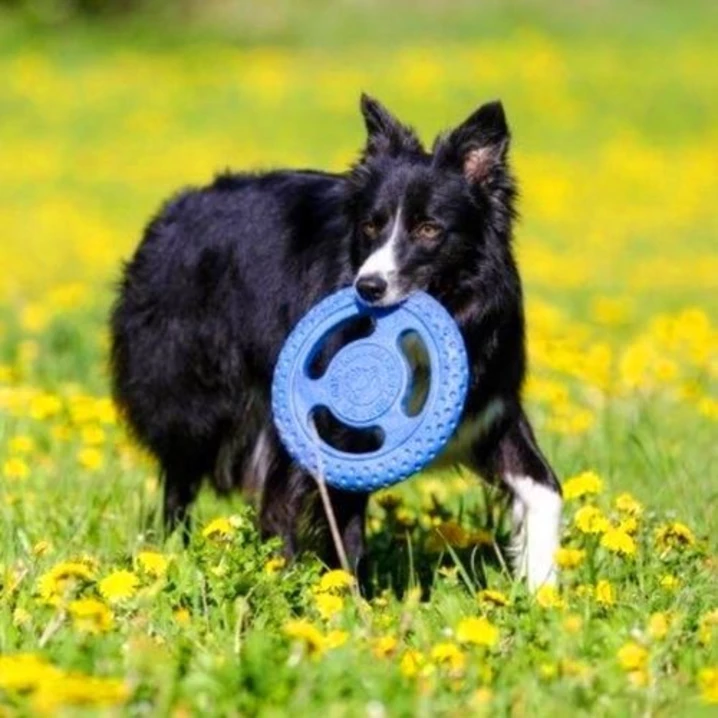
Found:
110,94 -> 562,589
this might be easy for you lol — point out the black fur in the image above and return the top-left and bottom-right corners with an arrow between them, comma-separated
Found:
110,94 -> 560,574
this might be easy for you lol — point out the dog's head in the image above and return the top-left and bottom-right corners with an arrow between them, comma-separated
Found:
349,94 -> 516,307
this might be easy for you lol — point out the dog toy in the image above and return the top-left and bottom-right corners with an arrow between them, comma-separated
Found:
272,288 -> 469,492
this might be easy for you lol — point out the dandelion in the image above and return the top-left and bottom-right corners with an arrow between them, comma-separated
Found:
698,667 -> 718,704
555,547 -> 586,569
615,492 -> 643,515
314,593 -> 343,621
264,556 -> 286,575
77,447 -> 103,471
174,608 -> 191,626
201,517 -> 234,540
81,425 -> 106,446
323,629 -> 349,649
3,457 -> 30,480
456,616 -> 499,647
535,585 -> 565,609
618,642 -> 648,671
600,527 -> 637,556
595,580 -> 616,607
618,516 -> 639,535
37,561 -> 94,602
477,589 -> 511,607
563,470 -> 604,500
574,505 -> 610,534
660,574 -> 680,591
372,635 -> 398,658
698,610 -> 718,645
648,612 -> 669,640
283,619 -> 326,655
563,614 -> 583,633
430,642 -> 466,674
400,649 -> 424,678
8,435 -> 34,454
0,653 -> 63,691
655,522 -> 695,550
136,551 -> 169,578
99,570 -> 139,602
68,598 -> 114,633
315,569 -> 354,594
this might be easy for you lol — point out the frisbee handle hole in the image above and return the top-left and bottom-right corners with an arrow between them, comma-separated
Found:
399,330 -> 430,417
305,315 -> 376,379
310,406 -> 385,454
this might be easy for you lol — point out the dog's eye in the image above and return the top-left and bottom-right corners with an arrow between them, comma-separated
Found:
413,222 -> 442,242
361,221 -> 379,240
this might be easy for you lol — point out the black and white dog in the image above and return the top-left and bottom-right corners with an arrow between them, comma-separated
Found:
111,95 -> 562,588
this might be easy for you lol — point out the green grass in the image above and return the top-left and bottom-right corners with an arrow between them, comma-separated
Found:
0,1 -> 717,714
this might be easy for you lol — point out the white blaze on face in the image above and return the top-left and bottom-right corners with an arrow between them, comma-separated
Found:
355,206 -> 404,306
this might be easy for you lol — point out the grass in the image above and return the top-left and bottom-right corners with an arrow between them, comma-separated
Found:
0,1 -> 717,714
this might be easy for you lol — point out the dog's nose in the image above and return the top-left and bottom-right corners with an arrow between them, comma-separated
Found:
355,274 -> 388,303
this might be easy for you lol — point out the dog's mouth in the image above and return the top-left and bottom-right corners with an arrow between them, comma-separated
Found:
353,273 -> 411,308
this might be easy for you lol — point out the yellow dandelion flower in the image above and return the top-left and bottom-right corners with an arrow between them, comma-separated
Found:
563,614 -> 583,633
595,579 -> 616,607
698,667 -> 718,704
37,561 -> 94,602
617,642 -> 648,671
618,516 -> 639,535
174,608 -> 191,626
600,527 -> 637,556
98,570 -> 139,602
574,505 -> 610,534
77,447 -> 103,471
615,492 -> 643,516
430,642 -> 466,674
400,649 -> 425,678
264,556 -> 286,575
314,593 -> 344,621
628,669 -> 650,688
660,574 -> 680,591
563,470 -> 604,500
324,629 -> 349,650
372,635 -> 398,658
201,517 -> 234,540
478,589 -> 511,607
555,547 -> 586,569
0,653 -> 62,691
81,425 -> 106,446
648,612 -> 669,640
655,522 -> 695,550
425,520 -> 471,551
8,435 -> 34,454
535,584 -> 565,609
698,610 -> 718,645
315,569 -> 354,594
3,457 -> 30,480
136,551 -> 169,577
32,673 -> 129,713
283,619 -> 326,655
68,598 -> 114,634
456,616 -> 499,647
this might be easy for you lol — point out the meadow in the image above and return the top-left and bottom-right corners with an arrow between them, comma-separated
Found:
0,2 -> 717,714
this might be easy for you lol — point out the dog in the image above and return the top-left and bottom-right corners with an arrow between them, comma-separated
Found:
110,94 -> 562,589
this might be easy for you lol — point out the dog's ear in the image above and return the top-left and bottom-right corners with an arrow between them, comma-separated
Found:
359,93 -> 423,158
434,100 -> 509,184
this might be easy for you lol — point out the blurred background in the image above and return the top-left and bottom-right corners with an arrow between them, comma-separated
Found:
0,0 -> 715,445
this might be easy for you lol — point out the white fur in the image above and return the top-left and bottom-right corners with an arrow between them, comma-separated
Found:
355,207 -> 403,306
503,474 -> 562,589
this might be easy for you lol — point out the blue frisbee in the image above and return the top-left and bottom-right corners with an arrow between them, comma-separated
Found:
271,288 -> 469,492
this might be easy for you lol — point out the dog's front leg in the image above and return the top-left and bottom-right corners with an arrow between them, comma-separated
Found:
473,407 -> 562,589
